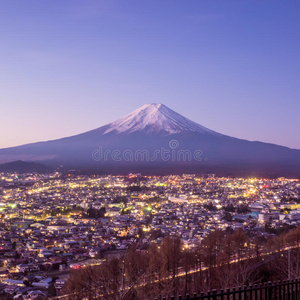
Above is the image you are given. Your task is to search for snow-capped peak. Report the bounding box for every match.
[102,103,219,136]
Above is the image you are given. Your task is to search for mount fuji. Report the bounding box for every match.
[0,103,300,176]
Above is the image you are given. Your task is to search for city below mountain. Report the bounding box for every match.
[1,103,300,177]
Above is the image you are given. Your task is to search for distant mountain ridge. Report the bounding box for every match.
[0,160,50,173]
[0,103,299,177]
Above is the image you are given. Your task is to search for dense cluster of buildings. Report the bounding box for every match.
[0,172,299,298]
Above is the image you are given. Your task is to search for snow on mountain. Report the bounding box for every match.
[103,103,220,136]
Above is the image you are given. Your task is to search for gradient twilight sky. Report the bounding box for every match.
[0,1,299,149]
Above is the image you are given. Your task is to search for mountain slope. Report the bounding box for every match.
[0,103,299,176]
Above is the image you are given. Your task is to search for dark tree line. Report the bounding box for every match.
[62,225,300,300]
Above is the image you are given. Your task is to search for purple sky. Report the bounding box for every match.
[0,1,299,149]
